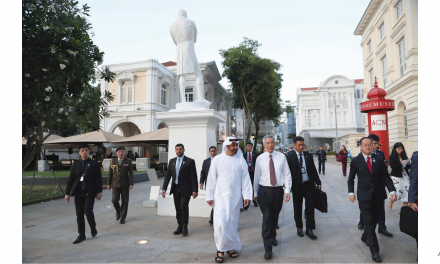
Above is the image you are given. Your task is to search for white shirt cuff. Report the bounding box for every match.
[349,193,355,196]
[389,191,396,195]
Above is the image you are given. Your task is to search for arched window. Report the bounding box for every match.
[403,106,408,138]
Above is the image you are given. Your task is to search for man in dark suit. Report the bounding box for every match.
[161,143,198,236]
[315,145,327,175]
[286,136,321,240]
[244,142,259,207]
[107,146,134,224]
[409,152,418,211]
[358,134,393,238]
[65,144,103,244]
[199,146,217,224]
[348,137,397,262]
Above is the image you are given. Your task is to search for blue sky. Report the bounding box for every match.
[78,0,370,102]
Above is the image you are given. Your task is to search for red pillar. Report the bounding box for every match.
[360,77,395,159]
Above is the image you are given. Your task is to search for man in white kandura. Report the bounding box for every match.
[206,137,253,263]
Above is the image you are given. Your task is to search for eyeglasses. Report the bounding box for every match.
[362,144,373,148]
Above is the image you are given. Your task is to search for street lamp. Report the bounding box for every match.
[314,91,339,152]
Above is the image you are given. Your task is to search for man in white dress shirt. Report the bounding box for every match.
[254,135,292,259]
[206,137,253,261]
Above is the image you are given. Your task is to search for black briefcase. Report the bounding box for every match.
[399,206,418,239]
[314,189,328,213]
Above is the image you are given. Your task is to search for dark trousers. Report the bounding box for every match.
[112,187,130,221]
[318,159,325,174]
[358,197,384,254]
[210,208,213,221]
[258,185,284,251]
[74,194,96,237]
[249,171,258,205]
[173,185,191,227]
[360,204,387,230]
[293,182,315,230]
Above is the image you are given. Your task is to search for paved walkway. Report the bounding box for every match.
[22,161,417,263]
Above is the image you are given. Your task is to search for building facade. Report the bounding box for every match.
[296,75,365,151]
[287,108,297,145]
[354,0,418,154]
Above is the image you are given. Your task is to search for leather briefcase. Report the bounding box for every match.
[314,189,328,213]
[399,206,418,239]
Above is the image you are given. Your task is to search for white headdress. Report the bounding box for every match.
[222,136,243,157]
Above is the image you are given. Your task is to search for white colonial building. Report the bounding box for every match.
[296,75,365,152]
[354,0,418,154]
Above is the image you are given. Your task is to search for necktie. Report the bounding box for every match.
[299,153,303,170]
[248,153,252,171]
[118,159,122,166]
[269,154,276,186]
[175,158,181,184]
[367,157,372,173]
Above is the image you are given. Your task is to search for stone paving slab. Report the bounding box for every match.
[22,161,417,263]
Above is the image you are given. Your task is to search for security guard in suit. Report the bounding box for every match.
[315,145,327,175]
[107,146,134,224]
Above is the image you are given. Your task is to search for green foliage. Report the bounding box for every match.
[287,133,296,139]
[22,0,115,170]
[326,151,337,155]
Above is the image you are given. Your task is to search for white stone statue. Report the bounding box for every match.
[170,9,207,103]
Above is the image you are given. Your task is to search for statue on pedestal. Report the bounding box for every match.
[170,9,207,103]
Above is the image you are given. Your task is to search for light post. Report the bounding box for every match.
[314,91,339,152]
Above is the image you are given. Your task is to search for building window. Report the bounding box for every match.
[398,38,406,76]
[356,140,360,147]
[369,69,374,88]
[397,0,404,19]
[380,23,385,39]
[356,90,360,98]
[160,84,167,106]
[382,56,387,87]
[367,41,372,54]
[185,88,193,102]
[122,86,132,104]
[404,106,408,138]
[261,120,266,126]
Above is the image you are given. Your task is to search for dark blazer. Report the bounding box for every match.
[66,158,102,197]
[199,157,212,186]
[243,151,259,171]
[286,151,321,192]
[408,153,418,203]
[348,153,395,201]
[107,158,134,188]
[162,156,198,197]
[389,154,410,177]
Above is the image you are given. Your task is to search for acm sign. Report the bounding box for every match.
[370,114,387,131]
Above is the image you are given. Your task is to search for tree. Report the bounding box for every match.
[220,38,284,143]
[287,133,297,140]
[22,0,115,170]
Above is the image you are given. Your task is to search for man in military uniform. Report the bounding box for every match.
[107,146,134,224]
[315,145,327,175]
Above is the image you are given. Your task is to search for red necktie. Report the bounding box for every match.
[367,157,372,173]
[248,153,252,171]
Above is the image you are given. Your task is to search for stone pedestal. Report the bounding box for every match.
[136,158,150,171]
[155,107,224,217]
[102,159,113,171]
[38,160,49,172]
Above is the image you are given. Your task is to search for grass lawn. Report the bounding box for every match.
[22,184,108,204]
[22,170,147,178]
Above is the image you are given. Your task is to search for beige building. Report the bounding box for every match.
[354,0,418,154]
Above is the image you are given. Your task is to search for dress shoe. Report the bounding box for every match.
[272,238,278,246]
[264,250,272,259]
[115,214,120,221]
[240,208,244,212]
[276,224,279,229]
[120,219,126,224]
[378,229,393,237]
[323,173,325,175]
[73,235,86,244]
[306,229,317,240]
[361,236,369,246]
[182,226,188,236]
[173,226,182,235]
[319,171,321,174]
[372,253,382,262]
[254,203,258,207]
[358,221,364,230]
[91,227,98,237]
[297,228,304,237]
[209,219,213,225]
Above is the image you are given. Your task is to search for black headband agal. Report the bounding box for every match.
[229,138,242,142]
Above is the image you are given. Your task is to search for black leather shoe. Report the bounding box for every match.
[115,214,120,221]
[240,208,244,212]
[91,228,97,237]
[306,229,317,240]
[182,226,188,236]
[264,250,273,259]
[319,171,321,174]
[209,219,213,225]
[361,237,369,246]
[276,224,280,229]
[323,173,325,175]
[120,219,125,224]
[378,229,393,237]
[372,253,382,262]
[73,236,86,244]
[272,238,278,246]
[358,221,364,230]
[254,203,258,207]
[173,226,182,235]
[297,228,304,237]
